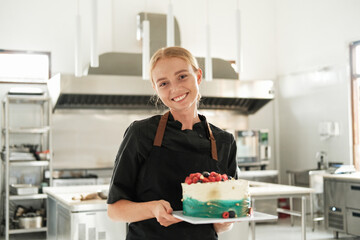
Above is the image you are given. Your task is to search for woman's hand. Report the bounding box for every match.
[213,222,234,234]
[108,199,182,224]
[152,200,183,227]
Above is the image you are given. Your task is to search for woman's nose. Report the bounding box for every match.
[169,80,181,92]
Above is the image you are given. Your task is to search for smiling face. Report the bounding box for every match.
[151,57,202,114]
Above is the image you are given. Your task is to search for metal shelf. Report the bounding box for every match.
[2,126,50,134]
[6,95,50,103]
[9,227,47,234]
[9,160,50,167]
[9,193,47,201]
[1,93,53,240]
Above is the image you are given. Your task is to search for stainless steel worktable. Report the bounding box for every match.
[44,183,312,240]
[249,181,315,240]
[43,185,126,240]
[44,185,109,212]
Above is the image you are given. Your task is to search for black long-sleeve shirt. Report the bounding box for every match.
[107,113,238,204]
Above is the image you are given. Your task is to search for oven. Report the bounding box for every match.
[235,129,271,169]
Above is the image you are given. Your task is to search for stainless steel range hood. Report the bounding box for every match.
[48,73,274,114]
[47,11,274,114]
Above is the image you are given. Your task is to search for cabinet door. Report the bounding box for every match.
[47,197,57,240]
[346,208,360,236]
[345,182,360,209]
[72,211,126,240]
[324,180,346,231]
[57,204,71,240]
[324,180,346,207]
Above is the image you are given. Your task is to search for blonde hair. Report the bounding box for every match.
[149,46,199,85]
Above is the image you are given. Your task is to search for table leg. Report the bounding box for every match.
[310,193,314,231]
[290,197,294,226]
[301,196,306,240]
[251,198,255,240]
[288,173,294,226]
[251,221,255,240]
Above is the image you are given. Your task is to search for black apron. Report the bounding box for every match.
[126,111,220,240]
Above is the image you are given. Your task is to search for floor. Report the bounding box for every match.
[252,217,360,240]
[1,217,359,240]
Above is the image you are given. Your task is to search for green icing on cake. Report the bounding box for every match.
[183,197,250,218]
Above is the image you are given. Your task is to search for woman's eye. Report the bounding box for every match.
[159,82,167,87]
[179,74,187,80]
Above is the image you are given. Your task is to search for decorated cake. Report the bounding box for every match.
[181,172,251,218]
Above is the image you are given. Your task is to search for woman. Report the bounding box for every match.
[107,46,238,239]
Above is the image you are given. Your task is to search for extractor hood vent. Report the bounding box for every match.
[53,93,271,114]
[56,94,156,110]
[200,97,271,114]
[48,74,274,114]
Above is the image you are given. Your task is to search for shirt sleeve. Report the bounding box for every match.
[227,134,239,179]
[107,122,143,204]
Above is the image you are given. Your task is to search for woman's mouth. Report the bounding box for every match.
[172,93,188,102]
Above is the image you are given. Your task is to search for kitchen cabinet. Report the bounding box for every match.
[0,93,53,240]
[324,173,360,238]
[44,185,126,240]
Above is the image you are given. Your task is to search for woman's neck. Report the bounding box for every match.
[170,108,200,130]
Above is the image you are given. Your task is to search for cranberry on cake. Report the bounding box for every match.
[181,171,251,218]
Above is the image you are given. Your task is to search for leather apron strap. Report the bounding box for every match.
[153,111,218,161]
[153,111,170,147]
[206,121,218,161]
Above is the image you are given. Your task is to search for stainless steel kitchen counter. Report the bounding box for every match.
[43,185,108,212]
[44,185,125,240]
[323,172,360,182]
[43,184,277,240]
[44,182,314,240]
[43,181,313,211]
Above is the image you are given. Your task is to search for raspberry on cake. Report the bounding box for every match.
[181,171,251,218]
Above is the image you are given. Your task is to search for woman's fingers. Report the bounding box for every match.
[158,213,182,226]
[161,200,173,214]
[153,200,182,227]
[213,222,234,233]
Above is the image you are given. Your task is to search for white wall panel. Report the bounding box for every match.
[274,0,359,182]
[277,66,352,182]
[275,0,360,75]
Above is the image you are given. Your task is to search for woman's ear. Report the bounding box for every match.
[197,68,203,85]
